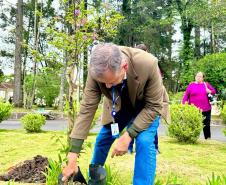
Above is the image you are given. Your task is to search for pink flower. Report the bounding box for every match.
[74,9,80,16]
[92,32,98,40]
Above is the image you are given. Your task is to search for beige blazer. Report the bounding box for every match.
[70,46,163,139]
[162,86,170,123]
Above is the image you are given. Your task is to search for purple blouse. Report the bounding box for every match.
[182,82,216,112]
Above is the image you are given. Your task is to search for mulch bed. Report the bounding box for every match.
[0,155,86,184]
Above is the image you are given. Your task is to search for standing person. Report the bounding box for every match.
[62,43,163,185]
[182,71,216,139]
[127,43,170,154]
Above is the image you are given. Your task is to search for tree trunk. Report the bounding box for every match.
[181,20,193,62]
[13,0,23,107]
[175,0,193,62]
[58,56,68,111]
[23,11,33,108]
[210,21,215,53]
[83,48,88,90]
[29,0,40,109]
[83,0,88,89]
[194,26,201,58]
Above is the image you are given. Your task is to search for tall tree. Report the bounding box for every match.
[13,0,23,107]
[175,0,194,62]
[194,25,201,58]
[0,69,4,83]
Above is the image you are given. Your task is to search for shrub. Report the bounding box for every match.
[223,128,226,137]
[220,105,226,125]
[0,102,12,123]
[168,104,203,143]
[20,113,46,132]
[169,92,184,104]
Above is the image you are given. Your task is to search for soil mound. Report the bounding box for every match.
[0,155,87,184]
[0,155,48,183]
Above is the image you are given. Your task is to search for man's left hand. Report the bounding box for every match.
[111,131,132,158]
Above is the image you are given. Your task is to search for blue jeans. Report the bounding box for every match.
[128,132,159,152]
[91,117,160,185]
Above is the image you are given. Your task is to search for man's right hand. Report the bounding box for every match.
[62,152,79,183]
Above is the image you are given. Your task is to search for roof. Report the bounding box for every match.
[0,82,14,90]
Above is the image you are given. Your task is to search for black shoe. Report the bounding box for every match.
[88,164,106,185]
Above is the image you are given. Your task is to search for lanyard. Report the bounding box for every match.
[111,80,126,121]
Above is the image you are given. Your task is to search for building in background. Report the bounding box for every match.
[0,82,13,102]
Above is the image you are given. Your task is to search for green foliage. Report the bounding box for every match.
[105,164,122,185]
[24,68,61,107]
[221,105,226,125]
[0,69,4,83]
[46,0,123,67]
[155,173,179,185]
[20,113,46,133]
[169,104,203,143]
[154,173,226,185]
[168,92,184,104]
[0,102,12,123]
[206,172,226,185]
[223,128,226,137]
[91,105,102,129]
[180,53,226,94]
[195,53,226,94]
[43,157,62,185]
[6,180,15,185]
[36,68,61,107]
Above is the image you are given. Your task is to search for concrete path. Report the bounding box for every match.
[0,120,68,131]
[1,119,226,142]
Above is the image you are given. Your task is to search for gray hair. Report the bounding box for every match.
[90,43,122,79]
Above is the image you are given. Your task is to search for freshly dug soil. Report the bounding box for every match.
[0,155,48,183]
[0,155,87,184]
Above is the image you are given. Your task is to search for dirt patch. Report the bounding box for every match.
[0,155,87,184]
[0,155,48,183]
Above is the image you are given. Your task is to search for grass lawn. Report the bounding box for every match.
[0,129,225,185]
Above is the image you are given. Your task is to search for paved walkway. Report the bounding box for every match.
[1,119,226,142]
[0,120,68,131]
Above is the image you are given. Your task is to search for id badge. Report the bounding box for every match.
[111,123,119,138]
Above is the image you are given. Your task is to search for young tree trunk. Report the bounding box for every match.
[83,0,88,89]
[58,56,68,111]
[29,0,40,109]
[83,48,88,89]
[13,0,23,107]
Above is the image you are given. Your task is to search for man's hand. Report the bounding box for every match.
[62,152,79,183]
[111,131,132,158]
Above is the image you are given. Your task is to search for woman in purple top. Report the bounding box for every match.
[182,71,216,139]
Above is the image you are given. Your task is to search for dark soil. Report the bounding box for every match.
[0,155,87,184]
[0,155,48,183]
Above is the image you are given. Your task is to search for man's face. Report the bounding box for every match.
[96,61,128,88]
